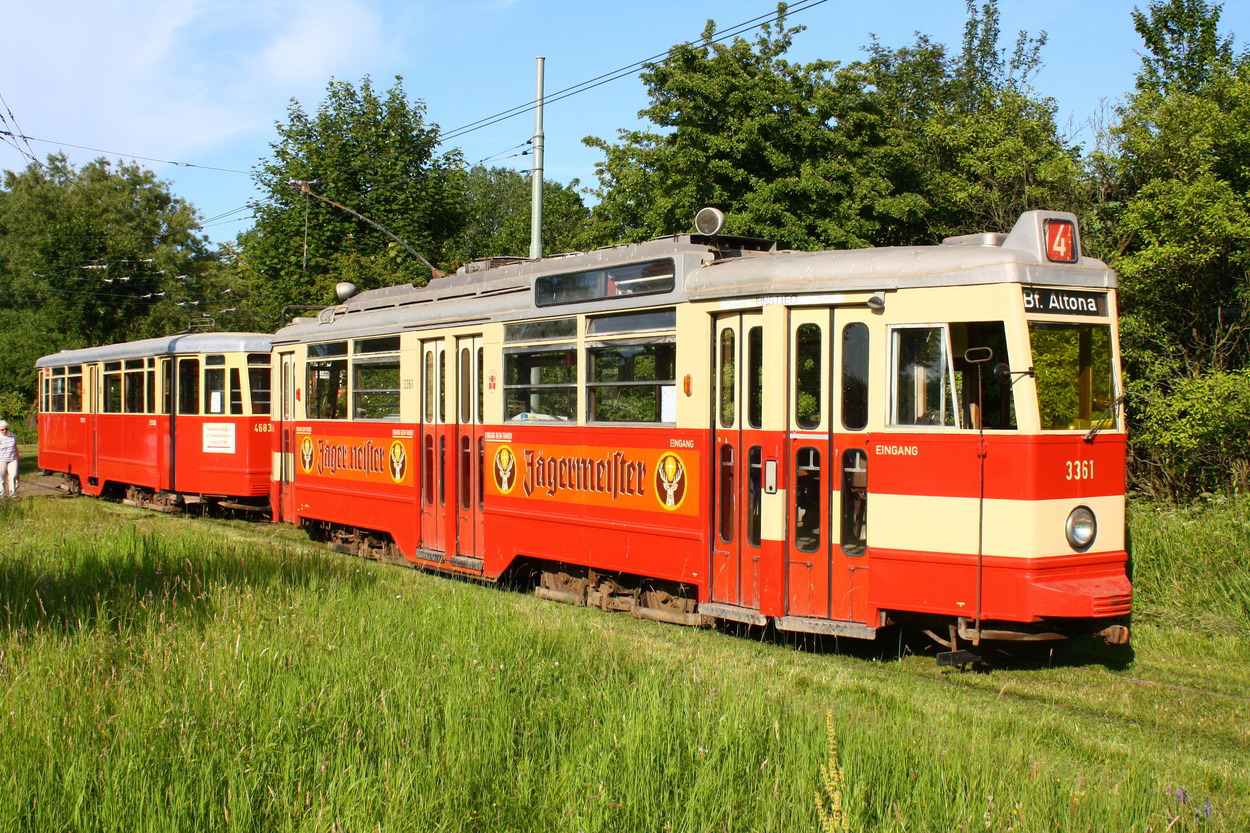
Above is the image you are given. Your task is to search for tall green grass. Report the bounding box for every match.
[0,496,1245,831]
[1128,495,1250,630]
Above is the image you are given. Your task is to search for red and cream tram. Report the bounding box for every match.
[270,210,1131,653]
[36,333,274,511]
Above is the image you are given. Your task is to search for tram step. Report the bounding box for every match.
[698,602,768,627]
[450,555,484,571]
[774,616,877,640]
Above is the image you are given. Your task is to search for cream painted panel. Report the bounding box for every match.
[871,493,1125,557]
[761,487,787,541]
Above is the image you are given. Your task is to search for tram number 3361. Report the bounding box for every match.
[1065,460,1095,480]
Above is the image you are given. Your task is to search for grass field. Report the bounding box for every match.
[0,472,1246,831]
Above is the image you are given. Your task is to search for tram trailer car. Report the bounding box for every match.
[36,333,275,512]
[270,210,1131,654]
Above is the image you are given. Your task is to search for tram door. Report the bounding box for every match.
[785,309,833,618]
[277,351,296,521]
[453,335,485,562]
[710,311,764,610]
[419,340,446,553]
[87,364,99,483]
[784,308,871,622]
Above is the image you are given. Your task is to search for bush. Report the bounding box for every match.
[1129,369,1250,500]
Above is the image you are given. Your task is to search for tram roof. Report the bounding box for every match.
[35,332,273,368]
[274,210,1116,344]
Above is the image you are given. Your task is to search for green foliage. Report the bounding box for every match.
[1088,0,1250,498]
[584,10,868,248]
[445,165,591,263]
[242,76,467,324]
[0,155,217,405]
[1132,0,1235,94]
[585,1,1081,249]
[1131,370,1250,496]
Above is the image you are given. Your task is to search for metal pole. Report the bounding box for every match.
[529,56,545,260]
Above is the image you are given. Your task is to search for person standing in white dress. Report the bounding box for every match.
[0,420,18,499]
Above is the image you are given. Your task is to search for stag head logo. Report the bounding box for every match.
[493,445,516,494]
[655,452,687,510]
[299,436,314,473]
[388,441,407,483]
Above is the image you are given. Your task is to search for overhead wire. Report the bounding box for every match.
[0,129,252,174]
[438,0,831,143]
[0,91,42,168]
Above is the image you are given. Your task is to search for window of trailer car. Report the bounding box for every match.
[307,342,348,420]
[586,308,677,424]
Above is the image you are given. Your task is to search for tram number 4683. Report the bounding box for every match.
[1065,460,1095,481]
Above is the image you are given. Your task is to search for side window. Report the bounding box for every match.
[719,327,735,428]
[146,362,156,414]
[504,348,576,421]
[307,342,348,420]
[353,337,401,421]
[178,359,199,415]
[841,323,870,431]
[951,322,1016,430]
[229,368,244,415]
[48,368,67,413]
[586,342,676,423]
[205,369,226,414]
[67,367,83,413]
[747,326,763,429]
[424,349,435,423]
[795,323,822,429]
[248,354,271,415]
[103,362,122,413]
[891,326,955,427]
[794,447,821,552]
[123,360,145,413]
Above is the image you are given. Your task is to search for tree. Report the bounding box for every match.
[0,154,212,411]
[830,1,1084,244]
[584,2,1081,249]
[445,166,591,264]
[584,9,870,249]
[1089,0,1250,497]
[242,76,466,324]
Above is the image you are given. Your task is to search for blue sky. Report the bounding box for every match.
[3,0,1247,247]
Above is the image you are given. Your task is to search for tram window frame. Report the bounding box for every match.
[47,367,67,413]
[123,359,145,414]
[1029,321,1116,431]
[352,339,401,422]
[889,325,958,428]
[102,361,123,414]
[178,358,200,415]
[67,366,83,412]
[307,341,348,421]
[794,322,823,429]
[747,326,763,429]
[585,309,677,425]
[950,321,1017,430]
[841,323,870,431]
[719,326,736,429]
[229,368,244,415]
[204,355,227,415]
[535,259,675,308]
[505,318,576,342]
[248,354,271,415]
[504,345,577,423]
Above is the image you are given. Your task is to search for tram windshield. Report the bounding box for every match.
[1028,323,1116,430]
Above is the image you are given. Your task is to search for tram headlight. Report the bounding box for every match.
[1065,506,1097,550]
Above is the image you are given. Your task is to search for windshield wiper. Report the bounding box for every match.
[1084,393,1126,443]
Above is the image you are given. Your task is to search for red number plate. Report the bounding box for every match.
[1045,220,1077,262]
